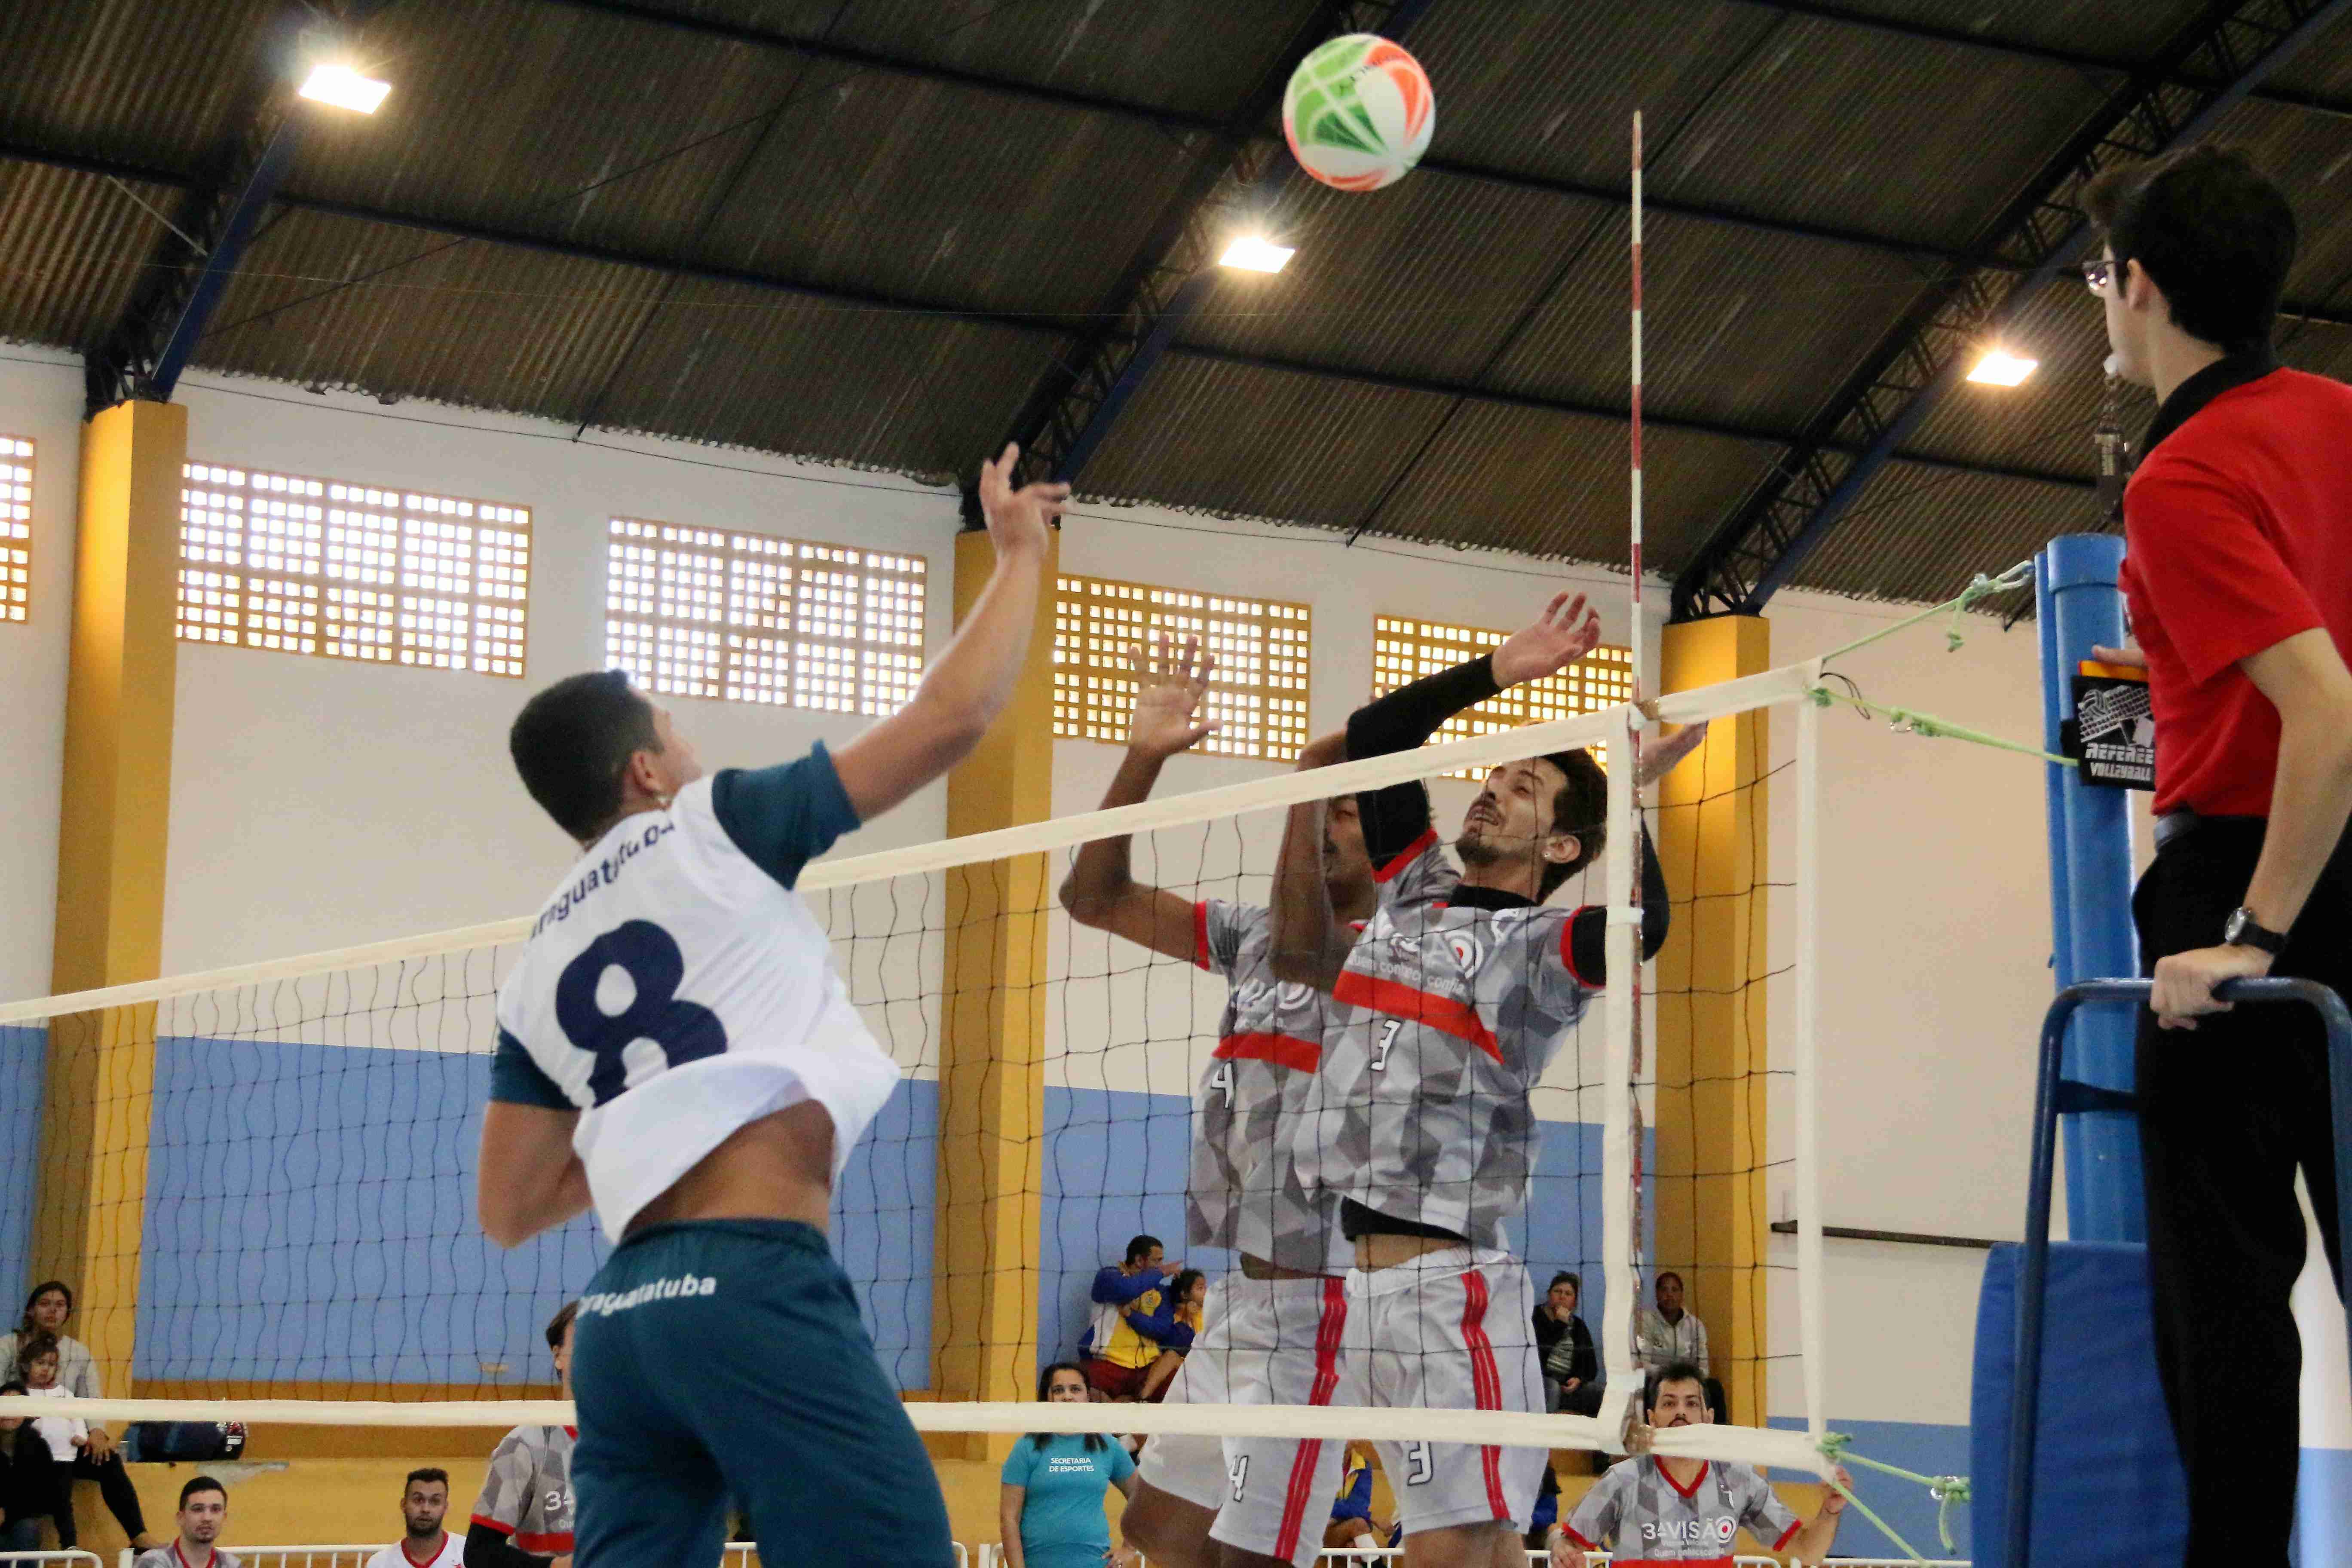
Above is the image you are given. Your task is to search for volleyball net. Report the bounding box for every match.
[0,658,1825,1475]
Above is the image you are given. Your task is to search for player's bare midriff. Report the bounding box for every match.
[623,1098,836,1237]
[1355,1232,1463,1271]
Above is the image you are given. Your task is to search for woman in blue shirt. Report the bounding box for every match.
[999,1362,1137,1568]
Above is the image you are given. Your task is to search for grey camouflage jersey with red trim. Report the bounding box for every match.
[1561,1456,1801,1565]
[1189,898,1352,1274]
[1292,833,1599,1248]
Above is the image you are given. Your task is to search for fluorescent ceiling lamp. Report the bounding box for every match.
[299,64,391,113]
[1219,236,1295,273]
[1967,349,2038,387]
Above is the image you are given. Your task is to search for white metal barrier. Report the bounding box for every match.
[0,1553,105,1568]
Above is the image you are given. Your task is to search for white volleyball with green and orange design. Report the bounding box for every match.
[1281,33,1435,192]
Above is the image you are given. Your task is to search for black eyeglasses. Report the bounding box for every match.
[2079,257,2121,294]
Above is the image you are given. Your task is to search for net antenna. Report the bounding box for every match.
[1595,107,1652,1449]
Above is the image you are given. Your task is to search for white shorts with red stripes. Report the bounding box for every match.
[1136,1272,1351,1568]
[1341,1246,1547,1537]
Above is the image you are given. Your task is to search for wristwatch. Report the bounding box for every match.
[2223,906,2289,956]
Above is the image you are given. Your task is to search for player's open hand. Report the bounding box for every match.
[1548,1525,1588,1568]
[1127,631,1220,760]
[1493,590,1602,687]
[977,442,1067,559]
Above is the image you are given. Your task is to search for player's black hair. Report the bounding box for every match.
[179,1475,229,1509]
[1539,749,1608,899]
[545,1299,580,1352]
[509,671,665,842]
[1123,1234,1163,1266]
[2081,145,2297,352]
[1646,1359,1709,1414]
[1030,1360,1106,1451]
[404,1467,451,1493]
[0,1380,24,1398]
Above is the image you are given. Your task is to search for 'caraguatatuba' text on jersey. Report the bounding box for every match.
[1560,1456,1800,1567]
[487,745,899,1240]
[1189,898,1354,1274]
[1294,652,1668,1246]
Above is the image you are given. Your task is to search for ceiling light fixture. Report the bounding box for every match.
[1218,236,1295,274]
[1966,349,2038,387]
[299,63,392,114]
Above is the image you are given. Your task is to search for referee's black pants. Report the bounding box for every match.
[2136,817,2352,1567]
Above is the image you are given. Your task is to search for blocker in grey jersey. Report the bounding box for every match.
[1560,1454,1801,1564]
[1189,898,1352,1274]
[1293,839,1599,1248]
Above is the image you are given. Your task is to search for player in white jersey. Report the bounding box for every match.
[1549,1363,1848,1568]
[1057,634,1378,1568]
[1270,593,1708,1568]
[365,1468,466,1568]
[477,446,1068,1568]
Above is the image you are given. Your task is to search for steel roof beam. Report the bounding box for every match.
[1669,0,2352,622]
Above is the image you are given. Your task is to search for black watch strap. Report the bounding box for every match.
[2225,906,2289,956]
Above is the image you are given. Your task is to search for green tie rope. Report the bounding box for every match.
[1817,1431,1973,1560]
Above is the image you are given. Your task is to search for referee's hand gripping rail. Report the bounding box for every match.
[2003,977,2352,1568]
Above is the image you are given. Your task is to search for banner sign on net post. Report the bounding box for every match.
[2064,660,2153,790]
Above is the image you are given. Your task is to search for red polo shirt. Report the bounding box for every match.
[2117,361,2352,817]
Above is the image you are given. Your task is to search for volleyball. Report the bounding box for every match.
[1281,33,1435,192]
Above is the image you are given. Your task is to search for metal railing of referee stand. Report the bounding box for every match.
[2005,976,2352,1568]
[0,1553,104,1568]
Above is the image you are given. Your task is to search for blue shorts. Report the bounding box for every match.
[570,1219,953,1566]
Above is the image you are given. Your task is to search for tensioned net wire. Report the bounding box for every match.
[0,668,1822,1474]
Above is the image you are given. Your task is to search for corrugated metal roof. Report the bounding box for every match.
[0,161,179,353]
[1,0,2349,611]
[1177,171,1613,386]
[1653,17,2106,252]
[631,0,1327,119]
[2257,6,2352,98]
[1362,399,1782,566]
[1487,208,1935,433]
[0,0,270,169]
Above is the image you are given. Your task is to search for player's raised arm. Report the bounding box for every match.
[1268,732,1357,990]
[830,444,1067,822]
[1056,632,1220,962]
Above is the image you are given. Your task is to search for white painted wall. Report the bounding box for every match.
[0,346,2103,1442]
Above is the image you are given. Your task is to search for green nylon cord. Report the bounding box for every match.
[1813,557,2035,669]
[1806,683,2077,768]
[1817,1431,1972,1560]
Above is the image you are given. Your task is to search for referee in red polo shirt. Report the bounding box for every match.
[2087,145,2352,1565]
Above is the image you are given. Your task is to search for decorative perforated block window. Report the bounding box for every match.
[1372,616,1634,778]
[1053,574,1311,762]
[602,519,927,715]
[176,463,531,676]
[0,437,28,623]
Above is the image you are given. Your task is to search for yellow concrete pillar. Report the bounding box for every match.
[35,399,187,1397]
[1651,614,1770,1427]
[930,527,1057,1461]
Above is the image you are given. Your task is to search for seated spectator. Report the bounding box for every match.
[1082,1235,1176,1402]
[469,1302,577,1568]
[131,1476,239,1568]
[1132,1268,1204,1403]
[15,1331,153,1552]
[0,1280,157,1551]
[1633,1270,1727,1424]
[999,1363,1138,1568]
[1323,1440,1396,1561]
[1,1381,53,1554]
[365,1468,463,1568]
[1534,1271,1602,1418]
